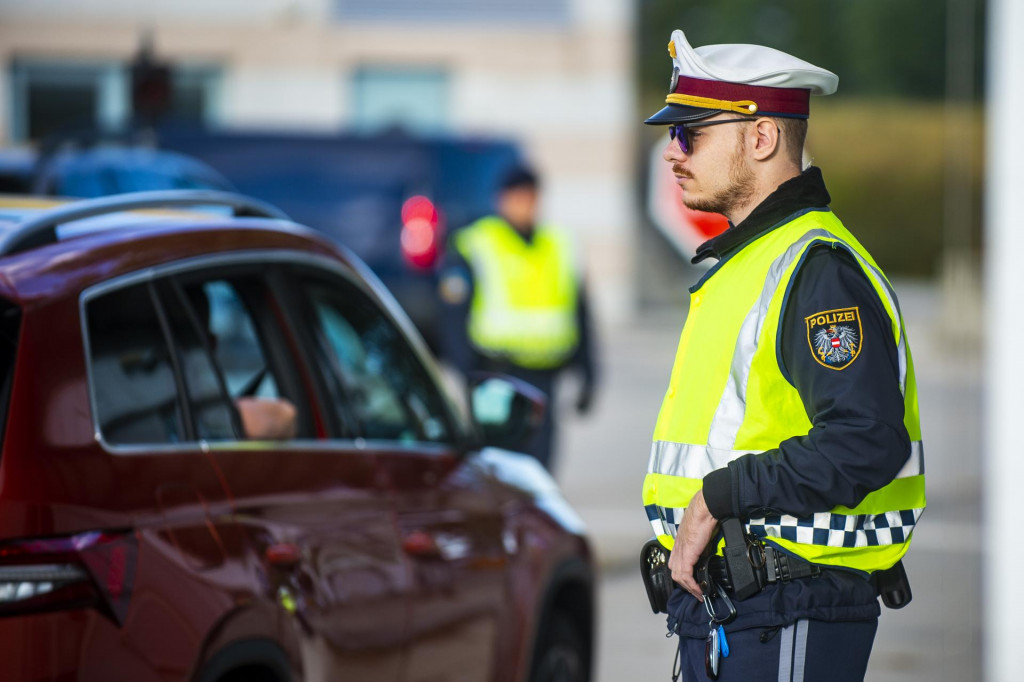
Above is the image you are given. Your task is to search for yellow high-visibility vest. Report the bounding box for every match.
[454,216,579,369]
[642,209,925,574]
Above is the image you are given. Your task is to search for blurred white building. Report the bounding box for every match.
[0,0,638,320]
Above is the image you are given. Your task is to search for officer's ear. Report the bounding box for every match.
[750,118,781,161]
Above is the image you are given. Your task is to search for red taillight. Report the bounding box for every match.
[0,530,137,625]
[400,195,443,270]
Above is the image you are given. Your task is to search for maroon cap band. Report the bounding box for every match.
[674,76,810,117]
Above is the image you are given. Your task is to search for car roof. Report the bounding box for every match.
[0,192,350,302]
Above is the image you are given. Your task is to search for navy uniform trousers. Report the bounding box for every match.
[675,618,877,682]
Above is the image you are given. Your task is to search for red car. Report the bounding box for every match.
[0,191,594,682]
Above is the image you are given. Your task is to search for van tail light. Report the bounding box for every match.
[400,195,444,270]
[0,530,137,625]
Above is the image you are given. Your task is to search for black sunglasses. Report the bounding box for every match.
[668,118,755,155]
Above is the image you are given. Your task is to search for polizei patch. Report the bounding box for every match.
[806,307,862,370]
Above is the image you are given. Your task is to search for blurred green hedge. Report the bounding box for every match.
[806,99,983,277]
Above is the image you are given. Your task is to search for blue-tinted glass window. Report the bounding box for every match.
[351,67,449,134]
[301,275,452,444]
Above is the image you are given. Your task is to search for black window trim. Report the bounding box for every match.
[146,278,197,442]
[162,275,247,440]
[79,248,472,456]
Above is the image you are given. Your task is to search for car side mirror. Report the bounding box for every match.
[468,373,546,452]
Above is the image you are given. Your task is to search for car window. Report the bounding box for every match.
[165,275,304,442]
[86,283,187,445]
[301,275,451,444]
[59,168,114,197]
[86,273,308,446]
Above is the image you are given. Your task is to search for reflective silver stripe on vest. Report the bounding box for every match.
[649,439,924,480]
[896,439,925,478]
[841,248,909,394]
[648,440,743,479]
[707,230,832,447]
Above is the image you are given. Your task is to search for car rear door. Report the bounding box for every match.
[79,278,254,678]
[150,261,407,682]
[287,264,513,682]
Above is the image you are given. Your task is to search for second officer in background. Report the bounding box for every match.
[438,164,597,472]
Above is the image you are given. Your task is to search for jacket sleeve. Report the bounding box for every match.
[569,281,598,389]
[437,238,476,377]
[702,245,912,520]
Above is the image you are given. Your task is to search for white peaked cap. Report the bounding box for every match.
[646,29,839,124]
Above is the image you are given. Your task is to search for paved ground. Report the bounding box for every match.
[552,280,981,682]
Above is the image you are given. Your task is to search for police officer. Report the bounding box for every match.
[439,165,597,471]
[641,30,925,680]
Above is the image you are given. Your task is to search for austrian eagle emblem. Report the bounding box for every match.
[806,307,862,370]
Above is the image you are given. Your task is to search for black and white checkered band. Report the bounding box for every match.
[646,504,686,540]
[747,509,923,548]
[645,505,923,548]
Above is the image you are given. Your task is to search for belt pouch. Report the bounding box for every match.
[640,538,673,614]
[875,559,913,609]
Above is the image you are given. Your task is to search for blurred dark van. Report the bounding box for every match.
[157,127,524,351]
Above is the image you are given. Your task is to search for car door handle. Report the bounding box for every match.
[265,543,302,567]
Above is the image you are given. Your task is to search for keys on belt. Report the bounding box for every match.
[700,569,735,680]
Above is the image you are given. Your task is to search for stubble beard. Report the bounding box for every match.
[681,139,757,216]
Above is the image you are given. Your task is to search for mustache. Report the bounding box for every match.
[671,164,693,179]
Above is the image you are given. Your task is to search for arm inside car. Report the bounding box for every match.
[236,396,297,440]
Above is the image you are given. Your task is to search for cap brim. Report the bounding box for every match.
[644,104,722,125]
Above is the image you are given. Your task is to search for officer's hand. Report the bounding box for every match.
[668,490,718,600]
[575,384,594,415]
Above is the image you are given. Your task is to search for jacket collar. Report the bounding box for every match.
[691,166,831,264]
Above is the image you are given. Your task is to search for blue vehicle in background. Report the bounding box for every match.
[33,145,237,196]
[157,127,524,351]
[0,144,236,197]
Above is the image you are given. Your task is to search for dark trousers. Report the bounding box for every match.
[675,618,878,682]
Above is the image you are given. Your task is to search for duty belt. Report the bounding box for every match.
[697,518,821,601]
[705,544,821,593]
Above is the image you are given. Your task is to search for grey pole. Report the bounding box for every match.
[985,0,1024,678]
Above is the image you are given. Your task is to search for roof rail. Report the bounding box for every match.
[0,189,291,257]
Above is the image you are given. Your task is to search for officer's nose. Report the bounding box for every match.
[663,138,683,162]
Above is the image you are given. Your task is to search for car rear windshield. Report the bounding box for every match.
[0,298,21,453]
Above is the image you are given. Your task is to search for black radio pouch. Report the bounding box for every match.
[640,538,673,614]
[875,559,912,609]
[720,518,763,600]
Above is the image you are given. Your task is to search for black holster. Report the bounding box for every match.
[875,560,913,609]
[719,518,763,600]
